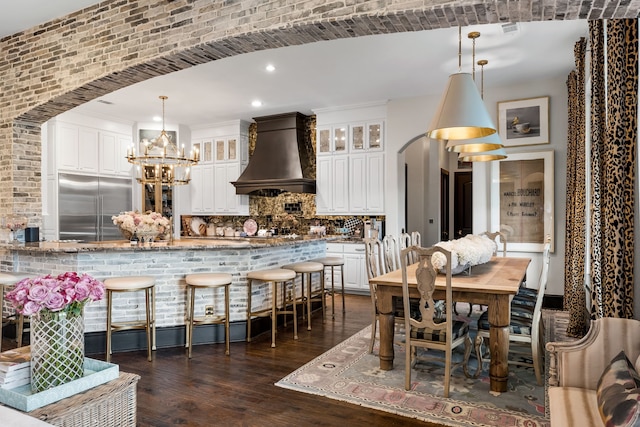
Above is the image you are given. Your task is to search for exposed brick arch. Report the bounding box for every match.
[1,0,638,219]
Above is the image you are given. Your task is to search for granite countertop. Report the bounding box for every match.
[327,237,364,244]
[0,235,338,253]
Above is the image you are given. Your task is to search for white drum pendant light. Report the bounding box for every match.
[426,28,496,141]
[458,145,507,162]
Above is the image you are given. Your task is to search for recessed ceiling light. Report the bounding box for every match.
[152,116,162,122]
[251,100,263,107]
[265,64,275,72]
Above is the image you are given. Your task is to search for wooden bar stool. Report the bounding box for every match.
[312,257,345,319]
[185,273,232,358]
[0,272,31,349]
[282,261,325,331]
[104,276,156,362]
[246,268,297,348]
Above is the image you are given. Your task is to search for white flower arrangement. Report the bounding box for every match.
[111,211,170,239]
[431,234,497,271]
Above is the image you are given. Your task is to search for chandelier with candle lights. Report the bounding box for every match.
[126,96,199,185]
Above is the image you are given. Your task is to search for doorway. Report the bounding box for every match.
[440,169,449,240]
[454,171,472,239]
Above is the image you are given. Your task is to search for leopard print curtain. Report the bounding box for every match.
[565,38,588,337]
[566,20,637,335]
[589,21,606,320]
[593,19,637,319]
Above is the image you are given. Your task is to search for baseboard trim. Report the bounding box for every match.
[85,322,247,356]
[543,294,563,310]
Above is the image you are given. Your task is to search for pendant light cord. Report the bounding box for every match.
[468,31,480,81]
[457,26,462,72]
[478,59,488,99]
[159,95,168,138]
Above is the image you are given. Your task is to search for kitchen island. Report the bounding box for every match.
[0,236,330,352]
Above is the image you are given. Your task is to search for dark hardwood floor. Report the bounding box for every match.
[94,294,442,427]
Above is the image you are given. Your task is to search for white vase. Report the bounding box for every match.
[137,230,159,243]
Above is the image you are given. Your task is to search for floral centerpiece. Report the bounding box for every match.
[112,210,170,241]
[3,214,28,243]
[5,272,105,392]
[431,234,497,274]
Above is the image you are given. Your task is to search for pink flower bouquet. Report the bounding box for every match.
[6,272,105,392]
[6,272,105,317]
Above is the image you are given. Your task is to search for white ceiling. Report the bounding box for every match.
[2,3,588,127]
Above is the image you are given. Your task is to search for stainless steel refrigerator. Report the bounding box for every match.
[58,173,132,241]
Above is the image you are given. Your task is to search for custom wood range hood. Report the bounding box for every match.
[232,112,316,197]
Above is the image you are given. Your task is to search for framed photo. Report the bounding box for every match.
[490,150,554,252]
[139,129,178,154]
[498,96,549,147]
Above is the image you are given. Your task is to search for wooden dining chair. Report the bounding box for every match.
[482,231,507,256]
[367,238,423,354]
[483,230,536,302]
[382,234,401,272]
[400,232,420,264]
[400,233,411,249]
[364,237,398,353]
[401,245,472,397]
[473,236,551,385]
[410,231,421,246]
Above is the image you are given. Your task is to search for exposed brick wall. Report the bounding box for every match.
[1,0,639,220]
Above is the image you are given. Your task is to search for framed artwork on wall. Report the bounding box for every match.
[490,150,554,252]
[138,129,178,155]
[498,96,549,147]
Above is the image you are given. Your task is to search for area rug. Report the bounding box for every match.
[276,325,548,427]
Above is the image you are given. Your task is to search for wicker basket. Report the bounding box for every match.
[29,372,140,427]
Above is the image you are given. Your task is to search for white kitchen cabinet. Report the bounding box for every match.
[190,121,250,215]
[78,127,99,173]
[55,123,80,171]
[316,155,349,215]
[213,163,248,214]
[52,120,132,178]
[99,132,118,175]
[316,108,387,215]
[55,123,99,173]
[349,152,384,214]
[325,242,368,293]
[343,244,368,292]
[190,165,214,214]
[116,134,133,176]
[100,132,132,177]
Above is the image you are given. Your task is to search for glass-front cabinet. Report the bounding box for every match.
[192,140,213,163]
[216,138,237,161]
[317,125,349,155]
[350,122,383,151]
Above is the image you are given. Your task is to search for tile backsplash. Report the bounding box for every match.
[181,192,384,238]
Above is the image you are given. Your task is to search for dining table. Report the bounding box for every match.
[370,256,531,393]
